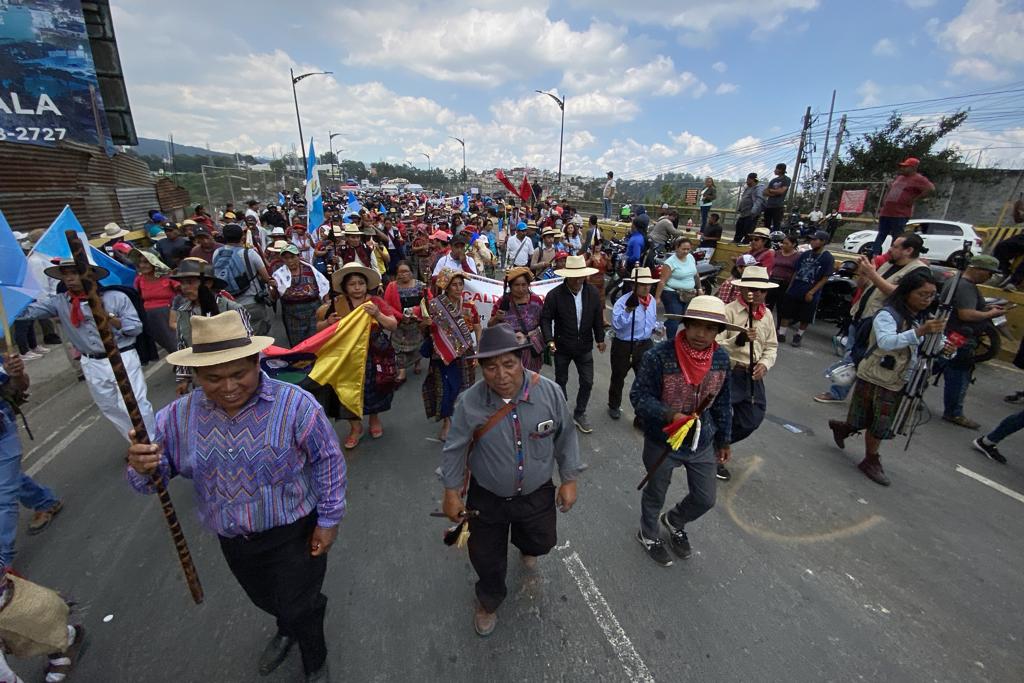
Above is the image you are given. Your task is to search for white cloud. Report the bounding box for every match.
[950,57,1012,81]
[872,38,898,57]
[727,136,761,152]
[942,125,1024,168]
[714,83,739,95]
[938,0,1024,81]
[856,80,882,106]
[712,61,727,73]
[670,131,718,156]
[564,55,707,98]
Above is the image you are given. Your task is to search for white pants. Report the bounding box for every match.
[80,349,156,442]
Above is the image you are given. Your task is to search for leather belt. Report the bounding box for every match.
[84,344,136,360]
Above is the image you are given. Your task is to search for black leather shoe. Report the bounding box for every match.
[306,662,331,682]
[258,633,293,675]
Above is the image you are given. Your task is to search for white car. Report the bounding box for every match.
[843,219,983,265]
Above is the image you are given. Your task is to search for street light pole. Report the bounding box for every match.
[290,68,334,169]
[535,90,565,185]
[421,152,431,172]
[329,131,345,181]
[448,136,465,182]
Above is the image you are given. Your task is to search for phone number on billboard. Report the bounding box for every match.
[0,127,68,142]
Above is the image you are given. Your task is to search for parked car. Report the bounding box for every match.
[843,219,983,265]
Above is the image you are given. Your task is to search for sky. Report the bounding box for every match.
[109,0,1024,180]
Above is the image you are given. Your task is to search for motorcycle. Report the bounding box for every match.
[606,244,722,305]
[815,259,859,325]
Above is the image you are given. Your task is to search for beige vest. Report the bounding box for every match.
[853,258,928,320]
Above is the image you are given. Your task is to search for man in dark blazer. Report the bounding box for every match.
[541,255,607,433]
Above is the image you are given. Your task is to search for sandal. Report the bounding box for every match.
[369,418,384,439]
[344,427,364,449]
[413,361,422,375]
[46,625,87,682]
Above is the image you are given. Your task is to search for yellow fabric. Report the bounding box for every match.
[666,418,695,451]
[309,307,372,416]
[0,575,70,657]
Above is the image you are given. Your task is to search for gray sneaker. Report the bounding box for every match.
[573,414,593,433]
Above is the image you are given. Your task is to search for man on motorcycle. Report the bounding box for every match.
[649,210,684,251]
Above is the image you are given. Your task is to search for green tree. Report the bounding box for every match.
[834,110,968,211]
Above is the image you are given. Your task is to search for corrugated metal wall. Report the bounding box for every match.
[0,141,187,235]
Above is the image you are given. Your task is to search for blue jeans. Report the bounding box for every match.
[700,205,711,229]
[639,437,716,540]
[603,198,611,219]
[941,346,974,418]
[871,216,908,256]
[0,417,59,569]
[988,410,1024,443]
[660,290,688,340]
[825,323,856,400]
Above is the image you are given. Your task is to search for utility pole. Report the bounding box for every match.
[819,114,847,213]
[449,136,466,182]
[290,68,333,169]
[788,106,812,206]
[814,90,836,210]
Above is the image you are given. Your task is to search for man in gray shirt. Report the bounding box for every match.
[440,324,581,637]
[649,210,683,250]
[212,223,273,336]
[762,163,791,231]
[19,258,155,440]
[732,172,764,244]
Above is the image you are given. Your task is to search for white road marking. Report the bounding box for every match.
[25,415,101,477]
[956,465,1024,505]
[144,358,167,378]
[561,551,655,683]
[22,404,93,461]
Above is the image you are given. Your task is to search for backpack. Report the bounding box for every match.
[213,246,251,296]
[851,306,905,368]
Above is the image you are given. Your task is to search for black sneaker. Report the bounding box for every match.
[1004,390,1024,405]
[659,512,692,559]
[777,332,786,343]
[716,464,731,481]
[635,530,673,567]
[608,406,622,420]
[973,437,1007,464]
[791,334,803,348]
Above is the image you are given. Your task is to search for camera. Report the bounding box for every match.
[880,355,897,370]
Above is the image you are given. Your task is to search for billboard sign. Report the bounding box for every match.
[0,0,114,152]
[838,189,868,214]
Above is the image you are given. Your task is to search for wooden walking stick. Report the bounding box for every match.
[745,290,756,404]
[65,231,204,604]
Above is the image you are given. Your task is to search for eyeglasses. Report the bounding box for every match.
[913,291,937,300]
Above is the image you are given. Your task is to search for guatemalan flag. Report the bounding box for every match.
[305,138,325,230]
[27,206,136,295]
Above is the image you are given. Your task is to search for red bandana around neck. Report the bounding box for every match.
[674,333,716,386]
[740,296,767,321]
[67,292,89,327]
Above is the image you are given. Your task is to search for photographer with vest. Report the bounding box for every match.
[827,272,950,486]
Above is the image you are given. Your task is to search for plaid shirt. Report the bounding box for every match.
[127,374,346,537]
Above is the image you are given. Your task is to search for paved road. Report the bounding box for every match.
[10,318,1024,682]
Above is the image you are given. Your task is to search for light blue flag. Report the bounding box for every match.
[28,206,136,294]
[278,191,287,206]
[0,209,43,327]
[462,191,469,215]
[379,203,387,214]
[306,139,325,229]
[346,191,362,217]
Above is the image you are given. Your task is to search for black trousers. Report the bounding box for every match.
[732,215,756,243]
[608,337,652,409]
[729,367,767,444]
[762,206,784,230]
[467,479,557,613]
[554,349,594,417]
[219,513,328,674]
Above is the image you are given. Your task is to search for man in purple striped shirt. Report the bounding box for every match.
[127,311,345,683]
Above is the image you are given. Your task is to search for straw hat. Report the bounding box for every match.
[541,227,560,238]
[626,266,660,285]
[331,261,381,292]
[554,254,598,278]
[468,323,531,360]
[101,222,128,239]
[128,248,170,275]
[267,239,289,253]
[342,225,363,236]
[166,310,274,368]
[669,295,744,331]
[170,257,227,290]
[43,257,109,281]
[734,265,778,289]
[750,227,771,240]
[504,266,533,283]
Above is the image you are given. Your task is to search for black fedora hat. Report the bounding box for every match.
[469,323,531,360]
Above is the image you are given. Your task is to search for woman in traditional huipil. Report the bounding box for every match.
[420,268,480,441]
[488,267,544,372]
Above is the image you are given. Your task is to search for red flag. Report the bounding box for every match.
[495,169,519,198]
[519,173,532,202]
